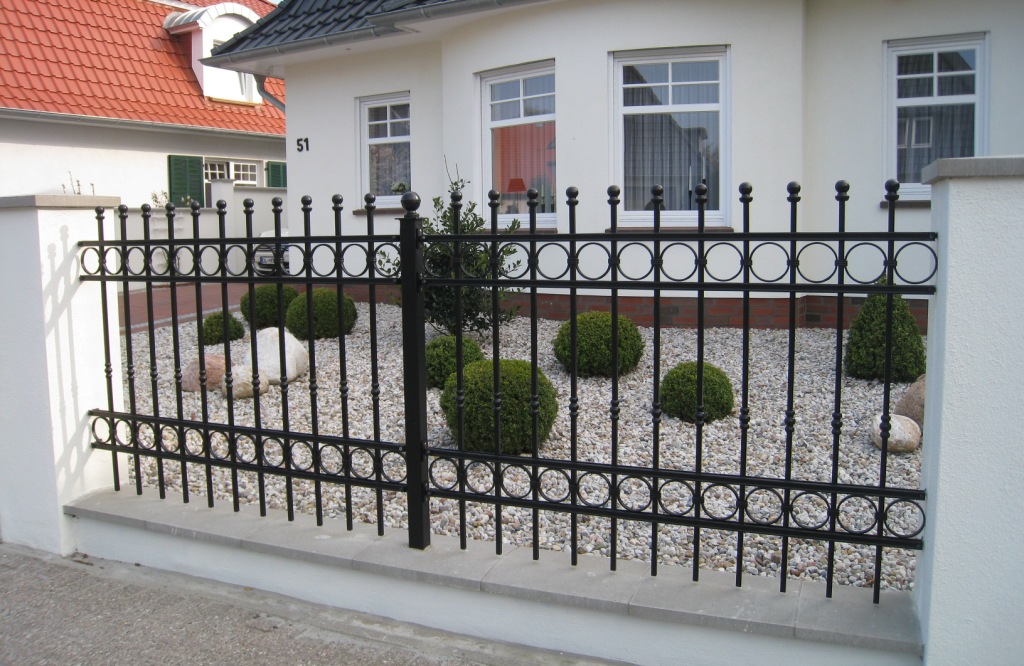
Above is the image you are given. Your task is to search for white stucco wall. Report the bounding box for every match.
[0,116,285,208]
[802,0,1024,236]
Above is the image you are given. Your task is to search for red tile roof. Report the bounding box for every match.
[0,0,286,135]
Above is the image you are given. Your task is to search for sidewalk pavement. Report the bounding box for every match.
[0,543,616,666]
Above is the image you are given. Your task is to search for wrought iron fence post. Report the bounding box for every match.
[400,192,430,549]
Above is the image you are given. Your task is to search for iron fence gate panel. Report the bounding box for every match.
[79,180,935,604]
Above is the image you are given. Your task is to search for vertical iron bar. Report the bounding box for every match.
[736,182,753,587]
[333,195,353,530]
[190,201,207,510]
[165,203,189,503]
[528,189,541,560]
[828,181,851,598]
[365,196,385,534]
[780,181,802,593]
[490,189,504,555]
[692,183,708,583]
[141,204,166,498]
[451,191,468,550]
[243,198,267,516]
[874,179,901,604]
[217,201,237,511]
[400,192,430,550]
[95,206,120,490]
[566,187,580,567]
[118,205,142,494]
[608,185,621,572]
[270,197,294,521]
[650,185,664,577]
[301,196,324,526]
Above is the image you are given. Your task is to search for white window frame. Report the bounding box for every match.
[480,62,557,230]
[613,46,729,227]
[360,93,412,208]
[204,158,259,186]
[885,33,988,200]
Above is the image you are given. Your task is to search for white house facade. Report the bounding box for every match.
[208,0,1023,247]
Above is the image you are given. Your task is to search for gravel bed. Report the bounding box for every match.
[118,301,921,592]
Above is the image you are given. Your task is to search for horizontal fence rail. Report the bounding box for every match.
[79,181,935,604]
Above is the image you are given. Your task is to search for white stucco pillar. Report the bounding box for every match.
[917,157,1024,664]
[0,195,125,554]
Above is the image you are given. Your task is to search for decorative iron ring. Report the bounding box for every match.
[795,241,840,284]
[843,242,887,285]
[575,242,613,281]
[883,498,926,539]
[428,457,459,491]
[617,475,653,512]
[700,483,739,521]
[538,468,572,503]
[381,450,408,484]
[464,460,495,495]
[658,242,698,282]
[836,494,879,534]
[894,242,939,285]
[577,472,612,508]
[790,491,831,530]
[657,479,696,516]
[500,464,534,500]
[748,242,790,283]
[535,243,572,281]
[615,242,656,281]
[744,487,785,525]
[704,242,744,282]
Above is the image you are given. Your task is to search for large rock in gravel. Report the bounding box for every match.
[181,354,226,392]
[870,413,921,453]
[221,365,269,399]
[894,374,925,429]
[255,328,309,385]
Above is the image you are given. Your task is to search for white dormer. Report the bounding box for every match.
[165,3,261,104]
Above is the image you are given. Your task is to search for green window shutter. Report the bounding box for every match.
[267,161,287,188]
[168,155,205,207]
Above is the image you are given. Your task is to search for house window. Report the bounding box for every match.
[615,48,727,225]
[481,63,556,227]
[888,34,987,197]
[361,94,411,205]
[203,159,259,186]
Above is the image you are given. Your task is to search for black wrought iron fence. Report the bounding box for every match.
[79,180,936,604]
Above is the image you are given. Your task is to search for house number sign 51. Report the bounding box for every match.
[296,138,310,152]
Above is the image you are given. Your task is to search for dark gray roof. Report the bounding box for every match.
[212,0,462,59]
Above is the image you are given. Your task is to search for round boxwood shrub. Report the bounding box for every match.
[844,283,926,382]
[661,361,734,424]
[440,359,558,454]
[202,312,244,346]
[285,288,357,340]
[239,284,299,329]
[425,335,485,388]
[553,311,644,377]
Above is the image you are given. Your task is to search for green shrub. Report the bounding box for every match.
[202,312,244,346]
[379,178,521,335]
[844,283,926,382]
[239,284,299,329]
[661,361,735,423]
[552,311,644,377]
[440,359,558,454]
[425,335,485,388]
[285,288,357,340]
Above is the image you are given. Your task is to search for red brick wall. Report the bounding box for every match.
[342,287,930,334]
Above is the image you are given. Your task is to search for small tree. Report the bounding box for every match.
[844,280,926,382]
[382,178,522,335]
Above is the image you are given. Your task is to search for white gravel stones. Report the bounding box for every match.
[121,301,921,592]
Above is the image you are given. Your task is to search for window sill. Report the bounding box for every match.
[879,200,930,209]
[605,226,734,234]
[353,207,406,217]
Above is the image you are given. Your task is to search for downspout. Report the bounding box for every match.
[255,75,285,113]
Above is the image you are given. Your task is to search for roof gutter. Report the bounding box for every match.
[204,0,552,72]
[0,107,285,142]
[254,75,286,113]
